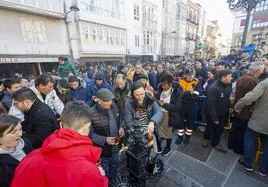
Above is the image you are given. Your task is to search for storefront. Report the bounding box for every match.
[0,57,59,79]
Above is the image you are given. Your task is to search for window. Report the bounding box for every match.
[110,29,114,45]
[21,19,47,45]
[235,35,243,46]
[116,30,120,45]
[121,31,125,45]
[134,5,140,20]
[135,35,139,47]
[255,0,268,11]
[90,25,97,43]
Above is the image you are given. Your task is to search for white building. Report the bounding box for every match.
[175,0,187,56]
[230,9,248,50]
[74,0,127,65]
[0,0,69,77]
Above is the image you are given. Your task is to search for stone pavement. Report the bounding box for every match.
[154,130,268,187]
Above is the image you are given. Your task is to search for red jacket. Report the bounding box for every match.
[11,129,108,187]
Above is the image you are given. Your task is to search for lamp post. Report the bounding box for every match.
[64,3,80,62]
[227,0,265,49]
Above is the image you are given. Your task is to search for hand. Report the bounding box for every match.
[119,127,125,138]
[213,121,219,125]
[147,121,155,134]
[106,137,116,145]
[159,100,164,106]
[98,166,106,176]
[235,109,241,114]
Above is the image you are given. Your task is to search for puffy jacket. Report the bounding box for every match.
[88,103,120,157]
[11,129,108,187]
[57,61,78,78]
[206,81,232,122]
[70,86,92,106]
[30,85,64,115]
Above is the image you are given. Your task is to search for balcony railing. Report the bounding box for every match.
[142,20,158,30]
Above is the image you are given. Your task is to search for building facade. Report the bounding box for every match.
[0,0,69,78]
[231,0,268,54]
[185,0,200,56]
[204,20,220,59]
[74,0,126,66]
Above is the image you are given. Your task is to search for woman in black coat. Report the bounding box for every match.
[0,115,32,187]
[156,73,183,156]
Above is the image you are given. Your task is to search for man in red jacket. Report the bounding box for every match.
[11,101,108,187]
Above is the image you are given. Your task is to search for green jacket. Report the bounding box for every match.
[57,61,78,78]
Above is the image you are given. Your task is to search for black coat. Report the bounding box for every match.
[22,100,59,149]
[156,83,183,127]
[206,81,231,122]
[0,139,32,187]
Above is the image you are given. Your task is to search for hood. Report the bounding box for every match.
[41,129,102,163]
[0,138,24,155]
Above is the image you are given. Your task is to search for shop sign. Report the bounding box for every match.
[0,58,19,63]
[0,57,58,64]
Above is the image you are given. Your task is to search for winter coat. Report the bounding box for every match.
[57,60,78,78]
[124,95,163,130]
[206,81,232,122]
[88,80,112,106]
[156,83,183,127]
[11,129,108,187]
[103,70,116,85]
[148,71,158,90]
[22,100,59,149]
[70,86,92,106]
[234,79,268,135]
[30,85,64,115]
[179,78,200,104]
[0,139,32,187]
[88,103,120,157]
[233,73,258,120]
[113,79,132,127]
[0,90,12,110]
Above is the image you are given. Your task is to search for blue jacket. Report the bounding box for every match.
[89,80,112,96]
[70,86,92,106]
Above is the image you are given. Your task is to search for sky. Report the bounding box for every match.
[193,0,234,41]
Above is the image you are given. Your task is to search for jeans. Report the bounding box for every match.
[244,127,268,173]
[101,149,120,182]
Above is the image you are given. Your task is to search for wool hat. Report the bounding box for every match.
[95,88,115,101]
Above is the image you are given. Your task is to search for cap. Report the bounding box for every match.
[95,88,115,101]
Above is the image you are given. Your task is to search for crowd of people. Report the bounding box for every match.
[0,52,268,186]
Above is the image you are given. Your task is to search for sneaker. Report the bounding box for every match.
[244,166,253,172]
[258,171,266,177]
[237,159,245,166]
[213,145,227,153]
[161,147,171,157]
[175,136,183,145]
[202,139,209,148]
[155,147,162,154]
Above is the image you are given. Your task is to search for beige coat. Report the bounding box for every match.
[234,78,268,135]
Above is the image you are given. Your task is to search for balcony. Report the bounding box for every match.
[187,18,199,26]
[185,32,196,41]
[0,0,64,18]
[142,19,158,30]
